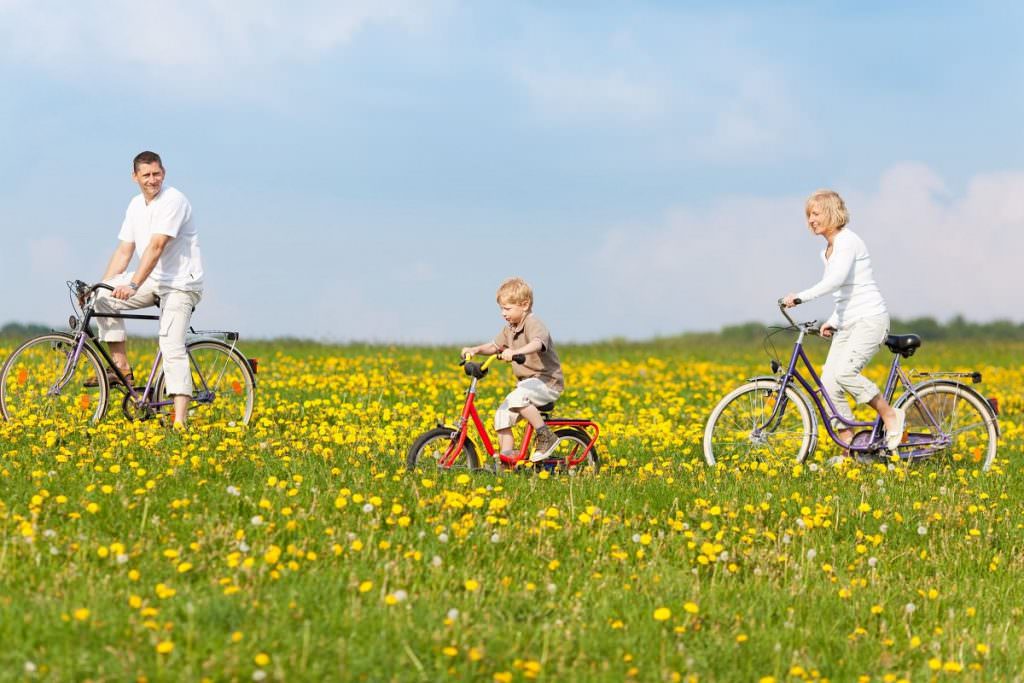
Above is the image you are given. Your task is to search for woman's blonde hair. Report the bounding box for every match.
[805,189,849,230]
[496,277,533,308]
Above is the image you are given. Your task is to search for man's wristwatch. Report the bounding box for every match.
[128,282,139,291]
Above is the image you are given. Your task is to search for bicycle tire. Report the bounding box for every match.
[407,426,480,472]
[894,381,999,470]
[550,427,600,475]
[703,379,816,466]
[153,339,255,427]
[0,333,108,426]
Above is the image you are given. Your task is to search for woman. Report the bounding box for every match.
[782,189,904,455]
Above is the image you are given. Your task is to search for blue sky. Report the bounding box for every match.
[1,1,1022,342]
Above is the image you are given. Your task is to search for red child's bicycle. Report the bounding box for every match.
[406,354,600,474]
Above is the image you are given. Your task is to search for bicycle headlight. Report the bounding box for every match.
[68,316,78,331]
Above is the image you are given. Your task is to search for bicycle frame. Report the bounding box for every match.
[61,285,243,415]
[768,307,951,455]
[440,355,599,469]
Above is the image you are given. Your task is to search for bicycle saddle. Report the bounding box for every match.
[536,402,556,414]
[885,334,922,358]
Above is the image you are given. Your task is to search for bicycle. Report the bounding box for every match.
[407,353,600,474]
[0,280,257,428]
[703,301,1000,469]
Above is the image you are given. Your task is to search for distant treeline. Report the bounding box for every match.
[718,315,1024,342]
[3,316,1024,343]
[0,322,52,337]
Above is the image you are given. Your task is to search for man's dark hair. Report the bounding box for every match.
[133,151,163,172]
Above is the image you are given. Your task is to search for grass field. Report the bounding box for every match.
[1,335,1021,682]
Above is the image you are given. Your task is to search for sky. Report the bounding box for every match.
[1,1,1022,343]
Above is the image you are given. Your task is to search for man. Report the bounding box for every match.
[89,151,204,428]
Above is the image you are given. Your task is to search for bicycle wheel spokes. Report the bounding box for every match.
[705,381,814,466]
[902,384,997,468]
[180,342,254,428]
[407,427,479,472]
[1,334,106,427]
[550,427,600,476]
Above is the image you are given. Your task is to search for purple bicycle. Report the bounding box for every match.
[0,280,256,428]
[703,302,999,469]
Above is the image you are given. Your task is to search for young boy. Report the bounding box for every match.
[460,277,564,463]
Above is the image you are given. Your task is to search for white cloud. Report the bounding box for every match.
[695,68,814,162]
[0,0,444,80]
[588,164,1024,336]
[514,48,813,162]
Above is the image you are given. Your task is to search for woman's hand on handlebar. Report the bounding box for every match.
[780,293,802,308]
[820,323,836,338]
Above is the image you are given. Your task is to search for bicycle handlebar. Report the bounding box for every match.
[73,280,114,299]
[461,353,526,365]
[460,353,526,378]
[777,299,822,335]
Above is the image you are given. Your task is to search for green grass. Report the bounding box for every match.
[0,338,1021,682]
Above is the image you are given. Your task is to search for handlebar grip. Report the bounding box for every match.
[512,354,525,364]
[89,283,115,294]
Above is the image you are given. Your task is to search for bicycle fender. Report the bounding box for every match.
[897,379,1000,437]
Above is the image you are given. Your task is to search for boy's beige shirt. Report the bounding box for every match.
[493,314,564,392]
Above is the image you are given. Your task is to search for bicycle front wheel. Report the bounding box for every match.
[154,340,255,428]
[407,427,480,472]
[0,333,108,427]
[703,379,816,466]
[896,382,998,470]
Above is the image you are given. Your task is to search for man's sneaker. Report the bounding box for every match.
[529,426,559,463]
[83,369,134,388]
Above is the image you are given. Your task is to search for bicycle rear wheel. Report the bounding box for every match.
[549,427,600,475]
[896,382,998,470]
[703,379,816,466]
[0,333,108,427]
[154,340,255,427]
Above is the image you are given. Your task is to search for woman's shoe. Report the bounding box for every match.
[885,408,906,451]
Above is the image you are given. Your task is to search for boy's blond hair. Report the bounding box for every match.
[496,277,533,309]
[805,189,849,230]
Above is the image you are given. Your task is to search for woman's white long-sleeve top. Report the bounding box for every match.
[796,228,887,329]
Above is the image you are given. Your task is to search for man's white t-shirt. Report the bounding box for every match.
[118,186,204,290]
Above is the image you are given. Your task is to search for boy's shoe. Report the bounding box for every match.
[884,408,906,452]
[529,426,559,463]
[83,369,134,388]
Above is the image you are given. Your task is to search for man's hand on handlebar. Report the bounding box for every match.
[112,284,136,301]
